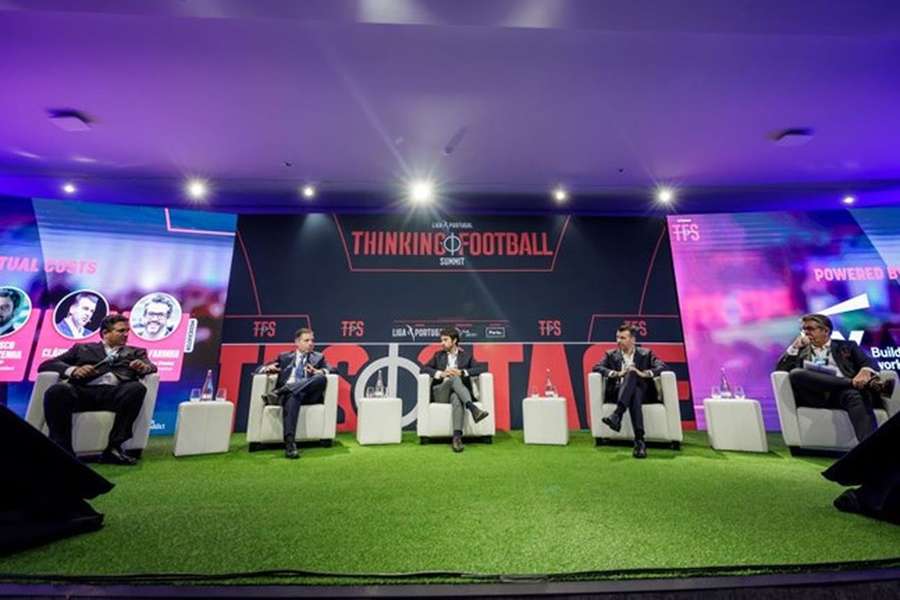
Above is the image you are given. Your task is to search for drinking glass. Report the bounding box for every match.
[189,388,201,403]
[215,387,227,402]
[734,386,746,399]
[365,386,375,399]
[710,385,721,399]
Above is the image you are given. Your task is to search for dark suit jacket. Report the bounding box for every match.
[38,342,157,384]
[775,338,875,377]
[592,346,666,404]
[421,347,485,397]
[776,338,882,407]
[56,319,96,339]
[262,350,331,389]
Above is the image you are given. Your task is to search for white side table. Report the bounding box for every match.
[703,397,768,453]
[173,400,235,457]
[522,396,569,445]
[356,397,402,445]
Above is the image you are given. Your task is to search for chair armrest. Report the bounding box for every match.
[659,371,682,442]
[125,373,160,450]
[771,371,801,446]
[881,370,900,418]
[321,374,339,439]
[416,373,432,436]
[474,372,495,435]
[247,373,276,443]
[26,372,60,432]
[587,372,605,436]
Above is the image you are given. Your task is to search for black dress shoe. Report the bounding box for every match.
[285,441,300,459]
[451,435,464,453]
[262,390,285,405]
[470,406,490,423]
[602,415,622,432]
[633,440,647,459]
[833,489,862,514]
[864,375,884,394]
[100,447,137,466]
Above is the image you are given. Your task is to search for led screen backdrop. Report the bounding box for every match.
[0,196,236,434]
[220,213,691,432]
[668,207,900,430]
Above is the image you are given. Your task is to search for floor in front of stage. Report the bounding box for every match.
[2,431,899,586]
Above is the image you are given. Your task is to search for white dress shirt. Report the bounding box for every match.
[286,350,308,385]
[66,343,122,385]
[785,340,875,379]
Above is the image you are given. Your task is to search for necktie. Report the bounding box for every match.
[294,353,307,380]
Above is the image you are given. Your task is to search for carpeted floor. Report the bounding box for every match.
[2,430,898,585]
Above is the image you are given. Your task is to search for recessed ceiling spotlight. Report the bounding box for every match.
[842,195,856,205]
[770,127,815,147]
[186,178,208,200]
[62,182,77,194]
[409,180,434,204]
[552,186,568,203]
[47,109,92,132]
[656,186,675,204]
[301,184,316,199]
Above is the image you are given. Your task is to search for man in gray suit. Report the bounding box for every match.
[421,327,489,453]
[258,328,331,459]
[592,324,666,458]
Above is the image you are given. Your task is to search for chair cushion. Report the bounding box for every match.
[72,411,116,454]
[797,407,889,449]
[423,402,488,437]
[258,404,326,442]
[598,403,671,441]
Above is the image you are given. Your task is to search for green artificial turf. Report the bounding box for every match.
[2,431,899,585]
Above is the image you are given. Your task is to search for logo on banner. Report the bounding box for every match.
[334,215,569,271]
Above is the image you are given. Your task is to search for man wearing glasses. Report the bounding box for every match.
[776,313,883,443]
[136,294,176,341]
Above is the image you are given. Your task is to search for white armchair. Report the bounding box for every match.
[247,373,338,451]
[771,370,899,454]
[25,371,160,457]
[416,372,495,443]
[588,371,683,449]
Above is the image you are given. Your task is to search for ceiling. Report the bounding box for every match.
[2,0,900,213]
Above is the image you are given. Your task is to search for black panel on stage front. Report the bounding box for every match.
[823,411,900,524]
[0,405,114,555]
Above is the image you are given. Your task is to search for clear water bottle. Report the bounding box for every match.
[201,369,215,401]
[544,368,556,397]
[719,367,733,399]
[374,370,385,397]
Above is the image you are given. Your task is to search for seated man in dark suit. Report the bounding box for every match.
[258,327,331,459]
[776,313,882,444]
[592,323,666,458]
[421,327,489,453]
[38,313,157,465]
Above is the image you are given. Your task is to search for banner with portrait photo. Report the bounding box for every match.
[0,196,236,435]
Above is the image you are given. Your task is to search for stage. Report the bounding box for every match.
[2,431,898,589]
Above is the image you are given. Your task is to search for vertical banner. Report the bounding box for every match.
[669,208,900,430]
